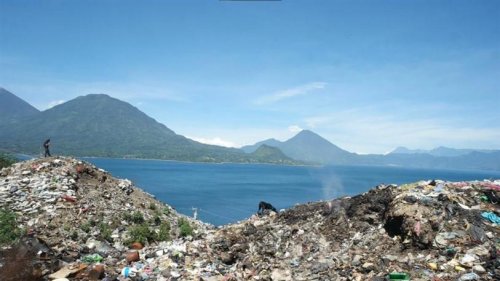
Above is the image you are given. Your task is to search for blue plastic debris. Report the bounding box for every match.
[481,211,500,224]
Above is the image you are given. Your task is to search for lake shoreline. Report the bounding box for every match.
[83,157,500,226]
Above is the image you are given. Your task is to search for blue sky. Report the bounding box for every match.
[1,0,499,153]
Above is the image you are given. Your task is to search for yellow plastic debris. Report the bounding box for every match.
[455,265,466,271]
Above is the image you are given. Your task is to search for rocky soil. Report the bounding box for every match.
[1,157,499,281]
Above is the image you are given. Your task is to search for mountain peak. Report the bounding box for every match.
[250,144,295,164]
[289,129,329,143]
[75,93,116,102]
[390,147,414,154]
[241,138,283,153]
[254,144,280,152]
[83,93,112,98]
[53,93,138,113]
[295,129,318,137]
[282,130,352,164]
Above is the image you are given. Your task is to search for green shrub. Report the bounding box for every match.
[127,223,154,245]
[178,218,193,237]
[131,211,145,224]
[81,222,91,233]
[156,221,171,241]
[0,153,16,169]
[99,222,112,242]
[63,224,71,232]
[122,213,133,223]
[0,208,23,245]
[151,215,161,226]
[149,203,157,210]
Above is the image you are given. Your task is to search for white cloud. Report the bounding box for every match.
[177,127,299,149]
[303,110,500,154]
[187,136,238,148]
[255,82,327,105]
[45,100,65,109]
[288,125,303,133]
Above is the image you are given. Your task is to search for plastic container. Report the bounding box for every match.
[388,272,410,280]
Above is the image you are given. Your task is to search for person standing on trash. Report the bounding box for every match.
[43,138,51,157]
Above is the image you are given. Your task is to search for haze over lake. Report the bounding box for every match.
[85,158,500,226]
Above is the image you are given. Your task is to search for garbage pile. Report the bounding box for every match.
[1,157,499,280]
[0,157,207,281]
[155,179,497,281]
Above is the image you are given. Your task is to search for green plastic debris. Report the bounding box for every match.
[82,253,103,263]
[388,272,410,280]
[445,247,457,256]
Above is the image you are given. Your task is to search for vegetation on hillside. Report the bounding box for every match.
[0,208,24,245]
[250,144,299,165]
[178,218,194,237]
[0,94,300,165]
[0,152,16,169]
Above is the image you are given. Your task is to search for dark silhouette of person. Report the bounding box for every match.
[43,139,51,157]
[258,201,277,215]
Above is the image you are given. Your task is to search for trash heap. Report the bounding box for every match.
[1,157,499,281]
[0,157,207,281]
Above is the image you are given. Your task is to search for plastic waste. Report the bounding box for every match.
[290,258,300,267]
[435,232,459,246]
[121,266,137,278]
[143,265,153,274]
[419,196,435,206]
[481,211,500,224]
[413,221,421,236]
[442,247,457,257]
[61,194,76,203]
[134,262,144,270]
[458,203,471,210]
[483,190,499,204]
[420,269,434,278]
[95,241,114,256]
[458,272,480,280]
[434,184,444,192]
[468,225,485,243]
[455,265,466,271]
[459,254,477,267]
[82,254,103,263]
[388,272,410,280]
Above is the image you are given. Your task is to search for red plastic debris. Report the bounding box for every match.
[61,194,76,203]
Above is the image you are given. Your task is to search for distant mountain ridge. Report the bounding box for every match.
[1,88,498,170]
[242,130,354,164]
[249,144,298,165]
[280,130,354,164]
[0,88,40,122]
[241,138,282,153]
[390,146,497,157]
[244,132,500,171]
[0,90,297,164]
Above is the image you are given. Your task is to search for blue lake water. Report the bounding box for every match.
[83,158,500,226]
